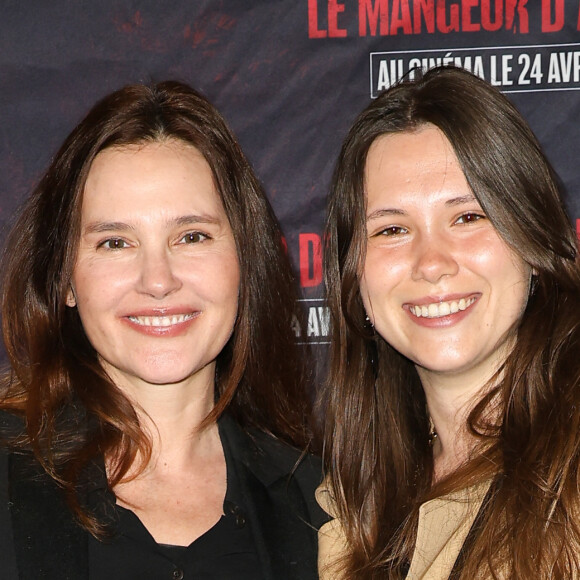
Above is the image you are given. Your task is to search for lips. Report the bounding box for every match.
[408,296,478,319]
[127,313,197,327]
[123,309,200,336]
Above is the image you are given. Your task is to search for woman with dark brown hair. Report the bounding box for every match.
[317,65,580,579]
[0,81,325,579]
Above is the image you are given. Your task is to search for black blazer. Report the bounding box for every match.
[0,413,326,579]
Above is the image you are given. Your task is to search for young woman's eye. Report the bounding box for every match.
[99,238,129,250]
[379,225,408,236]
[455,212,485,225]
[180,232,209,244]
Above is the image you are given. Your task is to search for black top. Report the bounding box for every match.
[0,410,327,580]
[89,417,262,579]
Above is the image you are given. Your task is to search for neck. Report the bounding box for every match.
[418,368,494,482]
[425,389,473,481]
[105,363,218,474]
[416,343,512,481]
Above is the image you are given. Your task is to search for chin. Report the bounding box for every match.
[412,355,472,375]
[122,360,198,386]
[137,367,198,386]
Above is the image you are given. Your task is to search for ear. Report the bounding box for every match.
[66,286,76,307]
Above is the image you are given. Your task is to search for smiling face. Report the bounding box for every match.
[67,140,240,395]
[360,125,532,390]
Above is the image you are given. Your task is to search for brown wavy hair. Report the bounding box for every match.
[321,66,580,578]
[1,81,312,535]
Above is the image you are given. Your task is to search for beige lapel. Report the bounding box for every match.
[406,480,491,579]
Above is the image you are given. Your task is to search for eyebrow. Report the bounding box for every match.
[82,214,222,234]
[366,208,406,221]
[444,194,478,207]
[366,194,479,221]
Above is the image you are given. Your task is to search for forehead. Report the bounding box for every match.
[87,139,212,186]
[80,140,225,220]
[364,125,470,208]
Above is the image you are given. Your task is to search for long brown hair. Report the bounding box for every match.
[1,81,311,535]
[321,66,580,578]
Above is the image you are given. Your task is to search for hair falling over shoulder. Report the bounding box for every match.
[319,66,580,578]
[0,81,312,537]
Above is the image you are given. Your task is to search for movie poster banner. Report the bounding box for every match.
[0,1,578,368]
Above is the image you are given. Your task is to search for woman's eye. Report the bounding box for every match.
[379,225,407,236]
[455,212,485,225]
[99,238,129,250]
[180,232,208,244]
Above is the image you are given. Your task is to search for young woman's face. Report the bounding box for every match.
[68,140,240,393]
[360,125,532,388]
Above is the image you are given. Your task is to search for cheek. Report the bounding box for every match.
[503,265,532,317]
[360,252,404,309]
[196,255,240,305]
[359,276,397,331]
[72,260,131,312]
[474,244,532,317]
[466,229,517,269]
[225,257,241,297]
[359,271,376,318]
[467,244,502,270]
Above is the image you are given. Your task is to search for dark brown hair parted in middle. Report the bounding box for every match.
[1,81,312,534]
[321,66,580,578]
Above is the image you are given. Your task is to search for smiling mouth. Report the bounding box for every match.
[409,297,477,319]
[127,314,197,327]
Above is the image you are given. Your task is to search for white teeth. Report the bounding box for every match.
[409,297,476,319]
[129,314,194,327]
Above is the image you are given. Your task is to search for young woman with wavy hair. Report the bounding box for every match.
[317,66,580,579]
[0,81,325,579]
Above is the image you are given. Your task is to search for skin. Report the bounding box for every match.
[68,140,239,397]
[67,139,240,544]
[360,125,532,476]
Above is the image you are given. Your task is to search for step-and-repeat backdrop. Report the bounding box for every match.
[1,1,579,375]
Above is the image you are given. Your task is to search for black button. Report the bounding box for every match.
[224,500,237,515]
[172,569,184,580]
[224,500,246,528]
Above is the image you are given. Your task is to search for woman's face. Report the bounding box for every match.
[67,140,240,393]
[360,125,532,389]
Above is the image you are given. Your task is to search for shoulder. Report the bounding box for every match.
[0,410,25,439]
[222,415,322,486]
[220,414,327,527]
[252,428,323,487]
[315,477,350,580]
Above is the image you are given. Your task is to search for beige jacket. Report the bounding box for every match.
[316,479,490,579]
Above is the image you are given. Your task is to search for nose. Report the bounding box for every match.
[411,233,459,283]
[137,249,182,299]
